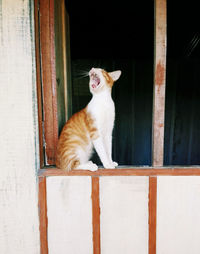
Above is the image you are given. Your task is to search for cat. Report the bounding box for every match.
[56,67,121,171]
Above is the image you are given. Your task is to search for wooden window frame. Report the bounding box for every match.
[34,0,200,253]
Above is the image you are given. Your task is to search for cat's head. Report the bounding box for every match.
[89,68,121,94]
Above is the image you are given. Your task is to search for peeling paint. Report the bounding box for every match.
[155,61,165,88]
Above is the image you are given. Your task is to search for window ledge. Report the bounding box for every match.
[38,166,200,177]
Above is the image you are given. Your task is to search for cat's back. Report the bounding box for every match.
[58,108,89,144]
[56,108,88,169]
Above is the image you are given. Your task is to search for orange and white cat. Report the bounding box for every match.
[56,67,121,171]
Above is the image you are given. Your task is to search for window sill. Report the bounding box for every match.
[38,166,200,177]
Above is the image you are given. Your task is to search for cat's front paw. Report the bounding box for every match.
[103,162,117,169]
[88,161,98,171]
[104,164,115,169]
[112,161,118,167]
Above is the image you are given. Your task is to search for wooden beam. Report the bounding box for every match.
[61,0,69,120]
[39,0,58,165]
[91,177,101,254]
[38,177,48,254]
[149,177,157,254]
[38,167,200,177]
[152,0,167,167]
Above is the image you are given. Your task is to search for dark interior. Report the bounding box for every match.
[65,0,200,166]
[164,0,200,165]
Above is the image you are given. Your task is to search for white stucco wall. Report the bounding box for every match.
[0,0,40,253]
[157,176,200,254]
[47,176,93,254]
[100,176,149,254]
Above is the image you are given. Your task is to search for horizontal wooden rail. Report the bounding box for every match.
[38,167,200,177]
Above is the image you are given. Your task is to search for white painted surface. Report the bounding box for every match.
[0,0,40,253]
[157,176,200,254]
[47,176,93,254]
[100,176,149,254]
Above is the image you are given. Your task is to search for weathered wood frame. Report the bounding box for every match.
[35,0,58,168]
[34,0,200,253]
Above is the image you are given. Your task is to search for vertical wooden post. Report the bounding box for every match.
[39,0,58,165]
[61,0,70,120]
[38,177,48,254]
[151,0,166,252]
[152,0,167,167]
[149,177,157,254]
[91,177,101,254]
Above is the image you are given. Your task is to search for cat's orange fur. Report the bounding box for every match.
[56,107,98,170]
[102,70,113,87]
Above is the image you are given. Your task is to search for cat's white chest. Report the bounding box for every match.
[87,92,115,133]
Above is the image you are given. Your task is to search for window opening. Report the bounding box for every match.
[66,0,154,166]
[164,0,200,165]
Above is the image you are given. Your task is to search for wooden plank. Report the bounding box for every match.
[39,0,58,165]
[61,0,69,120]
[61,1,72,119]
[92,177,101,254]
[149,177,157,254]
[54,0,66,133]
[38,167,200,177]
[38,177,48,254]
[152,0,167,167]
[49,0,58,152]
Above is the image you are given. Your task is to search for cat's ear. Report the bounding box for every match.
[109,70,121,82]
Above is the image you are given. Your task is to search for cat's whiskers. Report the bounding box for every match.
[75,71,89,79]
[74,69,90,79]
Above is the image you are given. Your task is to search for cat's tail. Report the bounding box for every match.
[56,153,80,172]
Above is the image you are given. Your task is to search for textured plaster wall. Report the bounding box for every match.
[0,0,40,253]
